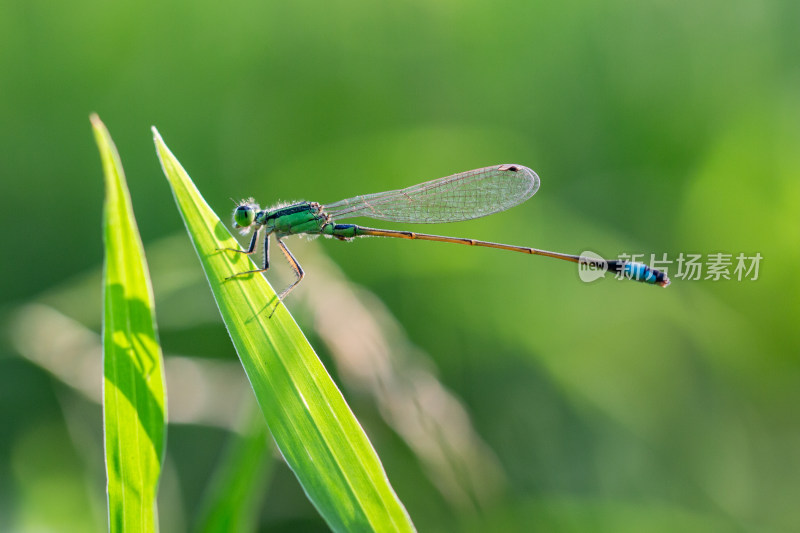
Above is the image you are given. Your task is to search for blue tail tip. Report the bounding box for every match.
[614,261,670,287]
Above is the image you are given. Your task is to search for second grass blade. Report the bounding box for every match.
[152,127,415,533]
[95,114,167,532]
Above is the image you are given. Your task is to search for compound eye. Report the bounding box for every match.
[233,205,255,228]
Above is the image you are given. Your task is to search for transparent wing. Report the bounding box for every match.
[324,164,539,224]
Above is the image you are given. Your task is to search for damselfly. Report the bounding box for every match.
[221,164,669,311]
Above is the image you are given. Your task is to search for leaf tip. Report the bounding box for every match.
[90,114,109,138]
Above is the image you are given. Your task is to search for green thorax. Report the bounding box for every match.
[257,201,330,237]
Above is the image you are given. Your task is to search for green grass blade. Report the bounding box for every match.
[195,408,272,533]
[152,127,415,533]
[94,114,167,532]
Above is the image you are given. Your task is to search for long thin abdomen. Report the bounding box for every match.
[327,224,669,287]
[351,225,580,262]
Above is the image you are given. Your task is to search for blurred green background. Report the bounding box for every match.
[2,0,799,531]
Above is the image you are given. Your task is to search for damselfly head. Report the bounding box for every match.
[232,199,258,231]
